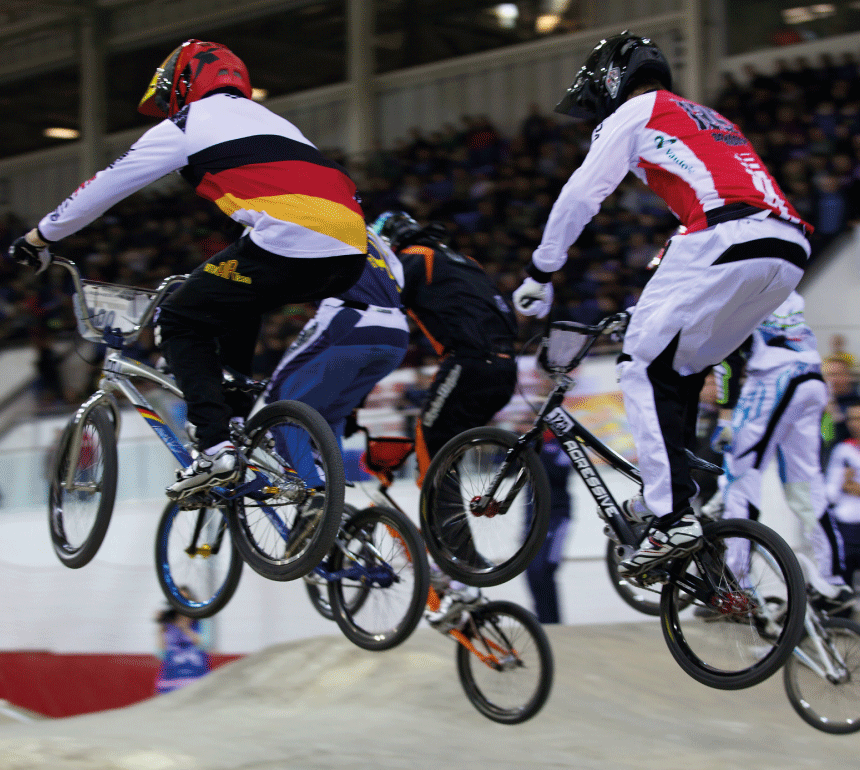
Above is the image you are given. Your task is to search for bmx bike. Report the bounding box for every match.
[419,313,807,690]
[304,427,553,724]
[46,257,344,606]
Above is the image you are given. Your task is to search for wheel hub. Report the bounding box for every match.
[469,496,500,518]
[711,591,756,616]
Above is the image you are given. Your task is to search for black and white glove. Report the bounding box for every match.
[513,276,553,318]
[8,229,52,274]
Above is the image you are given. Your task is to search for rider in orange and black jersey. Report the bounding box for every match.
[372,212,518,486]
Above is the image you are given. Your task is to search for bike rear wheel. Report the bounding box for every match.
[328,506,429,651]
[305,504,361,621]
[455,600,554,724]
[155,500,243,618]
[48,406,118,568]
[420,427,550,587]
[783,616,860,734]
[660,518,806,690]
[229,400,344,581]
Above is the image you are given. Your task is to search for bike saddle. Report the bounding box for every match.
[222,365,267,395]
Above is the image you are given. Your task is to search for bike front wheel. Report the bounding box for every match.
[783,616,860,734]
[328,506,429,651]
[660,518,806,690]
[455,600,554,724]
[420,427,550,587]
[155,500,243,618]
[230,400,344,581]
[48,406,118,568]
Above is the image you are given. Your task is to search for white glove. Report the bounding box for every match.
[710,419,733,453]
[513,277,553,318]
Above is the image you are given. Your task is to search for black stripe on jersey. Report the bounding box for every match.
[170,105,190,131]
[183,135,350,187]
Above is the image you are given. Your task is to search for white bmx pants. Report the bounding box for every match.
[618,215,807,518]
[724,371,843,582]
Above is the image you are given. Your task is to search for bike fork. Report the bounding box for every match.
[791,610,849,682]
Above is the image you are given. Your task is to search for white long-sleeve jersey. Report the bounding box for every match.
[533,90,809,274]
[38,94,366,259]
[744,291,821,376]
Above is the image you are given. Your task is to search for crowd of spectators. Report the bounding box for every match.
[0,50,858,413]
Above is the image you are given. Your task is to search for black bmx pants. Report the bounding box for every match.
[415,352,518,485]
[419,352,517,565]
[156,236,366,450]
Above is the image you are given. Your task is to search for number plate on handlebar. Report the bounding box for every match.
[539,322,594,374]
[74,282,158,341]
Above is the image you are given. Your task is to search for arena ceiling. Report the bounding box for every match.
[0,0,584,160]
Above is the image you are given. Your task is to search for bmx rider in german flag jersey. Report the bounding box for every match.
[9,40,368,499]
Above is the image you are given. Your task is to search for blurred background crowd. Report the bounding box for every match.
[0,50,858,415]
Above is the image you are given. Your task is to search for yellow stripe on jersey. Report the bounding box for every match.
[214,192,367,251]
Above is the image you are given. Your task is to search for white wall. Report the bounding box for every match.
[0,357,803,655]
[373,17,687,149]
[0,458,801,655]
[719,31,860,82]
[801,228,860,360]
[0,346,36,405]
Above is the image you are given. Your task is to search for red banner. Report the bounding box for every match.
[0,651,242,718]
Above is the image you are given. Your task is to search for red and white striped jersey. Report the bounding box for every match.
[533,90,809,274]
[38,94,366,259]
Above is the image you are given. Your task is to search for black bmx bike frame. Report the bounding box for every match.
[469,312,646,551]
[535,386,643,547]
[470,384,644,551]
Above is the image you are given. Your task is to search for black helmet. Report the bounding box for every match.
[370,211,422,251]
[555,32,672,123]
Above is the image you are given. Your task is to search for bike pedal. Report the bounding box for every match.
[168,477,229,504]
[177,492,211,509]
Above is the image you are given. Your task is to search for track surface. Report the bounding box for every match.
[0,622,855,769]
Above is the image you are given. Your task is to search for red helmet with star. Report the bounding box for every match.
[138,39,252,118]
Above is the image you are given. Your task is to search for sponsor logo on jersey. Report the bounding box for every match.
[673,98,736,132]
[287,321,319,353]
[711,131,746,146]
[654,135,692,171]
[367,253,395,280]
